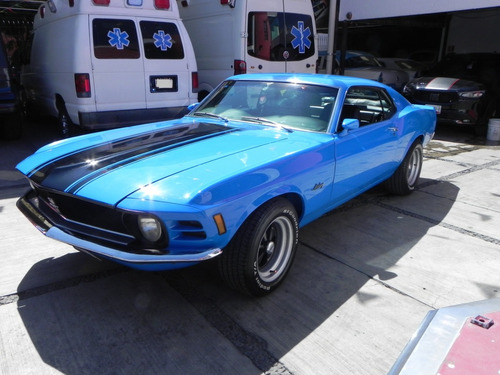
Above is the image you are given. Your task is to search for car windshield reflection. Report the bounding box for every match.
[190,80,339,133]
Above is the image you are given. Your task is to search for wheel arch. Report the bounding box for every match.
[228,190,305,242]
[410,134,424,149]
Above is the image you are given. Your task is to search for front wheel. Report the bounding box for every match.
[218,198,299,297]
[385,142,423,195]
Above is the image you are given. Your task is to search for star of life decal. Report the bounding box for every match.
[291,21,312,54]
[153,30,173,51]
[107,28,130,50]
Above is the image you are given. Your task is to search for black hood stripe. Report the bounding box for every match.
[29,122,235,193]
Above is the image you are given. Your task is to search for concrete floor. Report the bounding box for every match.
[0,119,499,375]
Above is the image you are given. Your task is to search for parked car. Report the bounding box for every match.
[337,51,409,91]
[317,50,409,91]
[16,73,436,296]
[0,37,23,140]
[378,57,424,80]
[403,53,500,133]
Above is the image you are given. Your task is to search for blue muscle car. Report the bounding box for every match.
[16,73,436,296]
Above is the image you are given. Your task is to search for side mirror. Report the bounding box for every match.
[339,118,360,136]
[343,118,360,130]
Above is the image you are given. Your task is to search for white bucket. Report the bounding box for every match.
[487,118,500,141]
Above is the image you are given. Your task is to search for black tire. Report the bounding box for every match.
[385,142,423,195]
[198,90,209,102]
[20,89,34,121]
[58,109,73,138]
[218,198,299,297]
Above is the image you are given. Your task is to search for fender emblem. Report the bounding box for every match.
[312,182,324,191]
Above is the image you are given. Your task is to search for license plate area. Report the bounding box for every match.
[150,75,178,93]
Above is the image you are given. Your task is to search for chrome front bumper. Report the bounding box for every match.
[17,194,222,268]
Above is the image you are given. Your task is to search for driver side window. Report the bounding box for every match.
[340,87,397,129]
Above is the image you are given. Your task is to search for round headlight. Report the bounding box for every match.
[138,216,162,243]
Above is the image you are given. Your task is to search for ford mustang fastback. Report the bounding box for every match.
[16,73,436,296]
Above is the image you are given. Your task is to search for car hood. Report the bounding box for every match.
[17,119,305,206]
[409,77,484,91]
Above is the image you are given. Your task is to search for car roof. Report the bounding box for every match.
[226,73,388,91]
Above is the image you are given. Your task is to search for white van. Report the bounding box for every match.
[177,0,317,100]
[22,0,198,134]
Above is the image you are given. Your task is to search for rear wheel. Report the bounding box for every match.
[56,96,78,138]
[385,142,423,195]
[219,198,299,296]
[58,109,73,138]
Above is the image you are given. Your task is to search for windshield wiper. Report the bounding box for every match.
[241,116,293,132]
[191,112,228,122]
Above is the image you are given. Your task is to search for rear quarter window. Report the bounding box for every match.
[93,19,140,59]
[140,21,185,60]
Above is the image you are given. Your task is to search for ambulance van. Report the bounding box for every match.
[21,0,198,134]
[177,0,317,100]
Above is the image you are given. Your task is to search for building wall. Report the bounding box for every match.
[446,8,500,54]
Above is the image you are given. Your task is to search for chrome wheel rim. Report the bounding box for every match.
[256,216,295,283]
[407,145,422,186]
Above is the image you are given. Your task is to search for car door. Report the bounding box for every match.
[90,16,146,112]
[332,86,401,203]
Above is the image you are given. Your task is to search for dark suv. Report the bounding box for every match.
[0,37,23,140]
[403,53,500,134]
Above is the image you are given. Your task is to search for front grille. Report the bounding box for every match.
[35,187,127,233]
[413,90,458,104]
[28,187,140,251]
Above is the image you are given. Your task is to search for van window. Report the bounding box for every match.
[139,21,185,60]
[93,19,140,59]
[247,12,315,62]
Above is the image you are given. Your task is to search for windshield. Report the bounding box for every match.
[346,54,382,68]
[190,80,338,133]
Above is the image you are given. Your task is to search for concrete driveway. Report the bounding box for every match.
[1,119,499,375]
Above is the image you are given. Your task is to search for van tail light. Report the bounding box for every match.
[92,0,110,5]
[154,0,170,9]
[191,72,199,93]
[75,74,91,98]
[233,60,246,75]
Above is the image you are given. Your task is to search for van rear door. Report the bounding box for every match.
[138,19,192,110]
[90,17,146,112]
[282,0,317,72]
[245,0,316,74]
